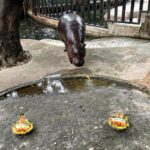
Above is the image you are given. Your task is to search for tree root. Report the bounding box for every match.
[0,50,32,70]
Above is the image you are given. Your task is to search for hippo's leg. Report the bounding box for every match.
[61,37,67,52]
[64,42,67,52]
[62,39,67,51]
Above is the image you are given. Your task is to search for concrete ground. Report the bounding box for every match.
[0,37,150,93]
[1,78,150,150]
[0,37,150,150]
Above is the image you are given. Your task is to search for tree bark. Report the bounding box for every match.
[0,0,30,67]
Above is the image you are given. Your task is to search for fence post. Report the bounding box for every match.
[81,0,85,18]
[87,0,91,24]
[129,0,135,22]
[148,0,150,11]
[99,0,104,26]
[114,0,118,21]
[138,0,144,24]
[107,0,110,21]
[76,0,79,14]
[122,0,126,22]
[71,0,74,12]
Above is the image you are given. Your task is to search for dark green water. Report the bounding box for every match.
[19,18,59,40]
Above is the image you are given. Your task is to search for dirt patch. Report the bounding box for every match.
[0,50,32,71]
[134,72,150,88]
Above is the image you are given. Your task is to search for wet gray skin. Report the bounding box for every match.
[0,77,150,150]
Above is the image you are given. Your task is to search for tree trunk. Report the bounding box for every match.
[0,0,30,67]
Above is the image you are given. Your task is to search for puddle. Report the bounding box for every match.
[5,77,114,97]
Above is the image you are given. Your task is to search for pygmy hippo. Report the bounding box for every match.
[58,13,86,67]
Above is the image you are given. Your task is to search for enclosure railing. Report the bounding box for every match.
[24,0,149,27]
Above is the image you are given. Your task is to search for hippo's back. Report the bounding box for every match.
[60,13,84,25]
[58,13,85,43]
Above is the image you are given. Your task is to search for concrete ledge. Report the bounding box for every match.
[108,22,141,37]
[0,38,150,93]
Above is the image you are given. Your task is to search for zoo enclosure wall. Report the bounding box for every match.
[24,0,150,38]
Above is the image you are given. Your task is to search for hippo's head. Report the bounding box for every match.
[67,42,86,67]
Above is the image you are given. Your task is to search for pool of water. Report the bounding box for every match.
[0,76,150,149]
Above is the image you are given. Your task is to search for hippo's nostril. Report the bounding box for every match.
[73,58,78,64]
[74,60,84,67]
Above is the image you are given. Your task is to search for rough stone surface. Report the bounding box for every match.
[0,78,150,150]
[140,15,150,36]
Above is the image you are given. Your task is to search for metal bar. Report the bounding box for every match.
[70,0,73,12]
[129,0,135,23]
[90,0,93,24]
[34,0,37,14]
[138,0,144,23]
[107,0,111,21]
[39,0,42,14]
[36,0,40,14]
[65,0,68,13]
[51,0,55,18]
[41,0,44,15]
[36,0,39,15]
[34,0,37,15]
[148,0,150,11]
[114,0,118,21]
[76,0,79,14]
[93,0,97,24]
[60,0,64,15]
[56,0,59,18]
[64,0,66,13]
[122,0,126,22]
[42,0,45,15]
[33,0,36,15]
[81,0,85,18]
[31,0,35,14]
[87,0,91,23]
[47,0,51,17]
[44,0,47,16]
[99,0,104,26]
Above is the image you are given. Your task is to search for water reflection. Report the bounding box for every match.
[6,77,116,98]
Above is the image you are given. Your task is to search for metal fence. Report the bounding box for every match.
[24,0,150,27]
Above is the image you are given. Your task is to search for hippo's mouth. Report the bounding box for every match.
[73,59,84,67]
[67,50,85,67]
